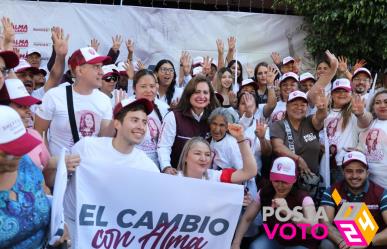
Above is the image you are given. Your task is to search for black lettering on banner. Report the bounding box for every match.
[181,215,201,232]
[209,219,229,236]
[157,213,184,228]
[117,209,137,228]
[133,211,154,229]
[79,204,96,226]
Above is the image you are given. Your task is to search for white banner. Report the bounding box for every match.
[0,0,314,73]
[75,164,243,249]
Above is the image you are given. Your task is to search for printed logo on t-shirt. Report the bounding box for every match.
[303,133,317,143]
[326,117,341,145]
[76,110,101,137]
[271,111,285,122]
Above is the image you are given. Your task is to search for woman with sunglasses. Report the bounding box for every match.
[100,64,124,106]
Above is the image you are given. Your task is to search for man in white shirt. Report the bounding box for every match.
[64,98,160,242]
[35,47,113,156]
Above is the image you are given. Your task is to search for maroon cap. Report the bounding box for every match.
[68,47,111,71]
[0,50,20,69]
[113,98,154,118]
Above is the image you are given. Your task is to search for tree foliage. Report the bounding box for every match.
[274,0,387,71]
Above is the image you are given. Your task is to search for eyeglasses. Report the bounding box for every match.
[103,76,118,82]
[0,67,9,76]
[353,77,370,84]
[159,67,174,74]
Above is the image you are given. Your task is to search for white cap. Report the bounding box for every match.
[0,78,41,106]
[240,78,257,89]
[353,67,372,79]
[68,47,111,70]
[102,64,119,76]
[332,78,351,92]
[192,66,203,76]
[192,56,204,66]
[270,157,297,184]
[280,72,299,84]
[288,90,308,102]
[14,59,40,74]
[27,48,41,56]
[343,151,368,169]
[300,72,316,82]
[282,56,295,65]
[0,105,41,156]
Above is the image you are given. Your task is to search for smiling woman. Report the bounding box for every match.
[157,75,219,175]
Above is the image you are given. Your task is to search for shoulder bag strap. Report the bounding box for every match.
[284,119,295,153]
[66,85,80,143]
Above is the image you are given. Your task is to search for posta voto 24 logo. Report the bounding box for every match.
[332,189,379,246]
[262,189,378,246]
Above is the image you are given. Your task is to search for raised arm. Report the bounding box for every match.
[1,17,14,51]
[352,94,373,128]
[263,65,279,118]
[228,123,257,184]
[178,51,192,87]
[225,36,236,64]
[216,39,225,69]
[311,87,328,130]
[308,50,338,104]
[44,27,69,92]
[255,119,272,156]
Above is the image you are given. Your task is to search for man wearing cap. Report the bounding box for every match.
[33,68,48,90]
[281,56,295,74]
[351,67,373,109]
[35,47,113,157]
[320,151,387,249]
[63,98,160,242]
[100,64,123,106]
[27,48,42,68]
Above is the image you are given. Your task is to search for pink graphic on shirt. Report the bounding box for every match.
[76,111,101,137]
[272,111,285,122]
[326,117,341,145]
[363,128,384,162]
[148,117,159,144]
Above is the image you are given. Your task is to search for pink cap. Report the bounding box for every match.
[288,90,308,103]
[192,66,203,76]
[270,157,297,184]
[102,64,120,77]
[14,59,40,74]
[332,78,351,92]
[353,67,372,79]
[282,56,295,65]
[68,47,111,71]
[0,105,41,156]
[0,79,41,106]
[113,98,154,118]
[299,72,316,82]
[280,72,299,84]
[0,50,19,69]
[342,151,368,169]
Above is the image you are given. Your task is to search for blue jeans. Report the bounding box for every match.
[249,233,308,249]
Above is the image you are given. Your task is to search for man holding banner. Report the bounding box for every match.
[64,98,160,244]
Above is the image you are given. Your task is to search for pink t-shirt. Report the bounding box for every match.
[27,128,50,170]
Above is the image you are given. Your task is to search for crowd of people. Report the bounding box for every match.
[1,15,387,249]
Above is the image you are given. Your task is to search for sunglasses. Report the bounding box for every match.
[103,76,119,82]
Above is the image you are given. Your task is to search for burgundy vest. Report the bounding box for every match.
[170,110,210,168]
[332,180,386,249]
[260,188,319,249]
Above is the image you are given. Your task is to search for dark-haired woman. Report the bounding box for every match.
[131,69,169,167]
[157,75,219,174]
[228,59,243,93]
[154,59,183,106]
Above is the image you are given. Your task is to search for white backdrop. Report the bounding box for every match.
[0,0,314,73]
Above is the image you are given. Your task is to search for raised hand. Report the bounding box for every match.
[338,56,348,73]
[136,60,145,71]
[216,39,224,54]
[52,27,69,56]
[90,38,100,52]
[170,97,180,109]
[351,94,365,117]
[12,47,20,58]
[255,119,268,139]
[267,64,280,85]
[271,52,282,65]
[227,36,236,52]
[228,123,245,141]
[352,59,367,73]
[125,39,134,54]
[242,93,256,117]
[1,17,15,50]
[180,51,192,76]
[314,88,328,111]
[122,59,134,79]
[202,56,213,76]
[228,91,237,107]
[245,63,254,78]
[111,35,122,52]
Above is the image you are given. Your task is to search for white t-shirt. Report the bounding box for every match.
[177,169,230,182]
[322,109,361,166]
[36,85,112,156]
[158,86,183,105]
[358,119,387,188]
[134,98,169,167]
[64,137,159,240]
[32,86,46,100]
[210,133,242,170]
